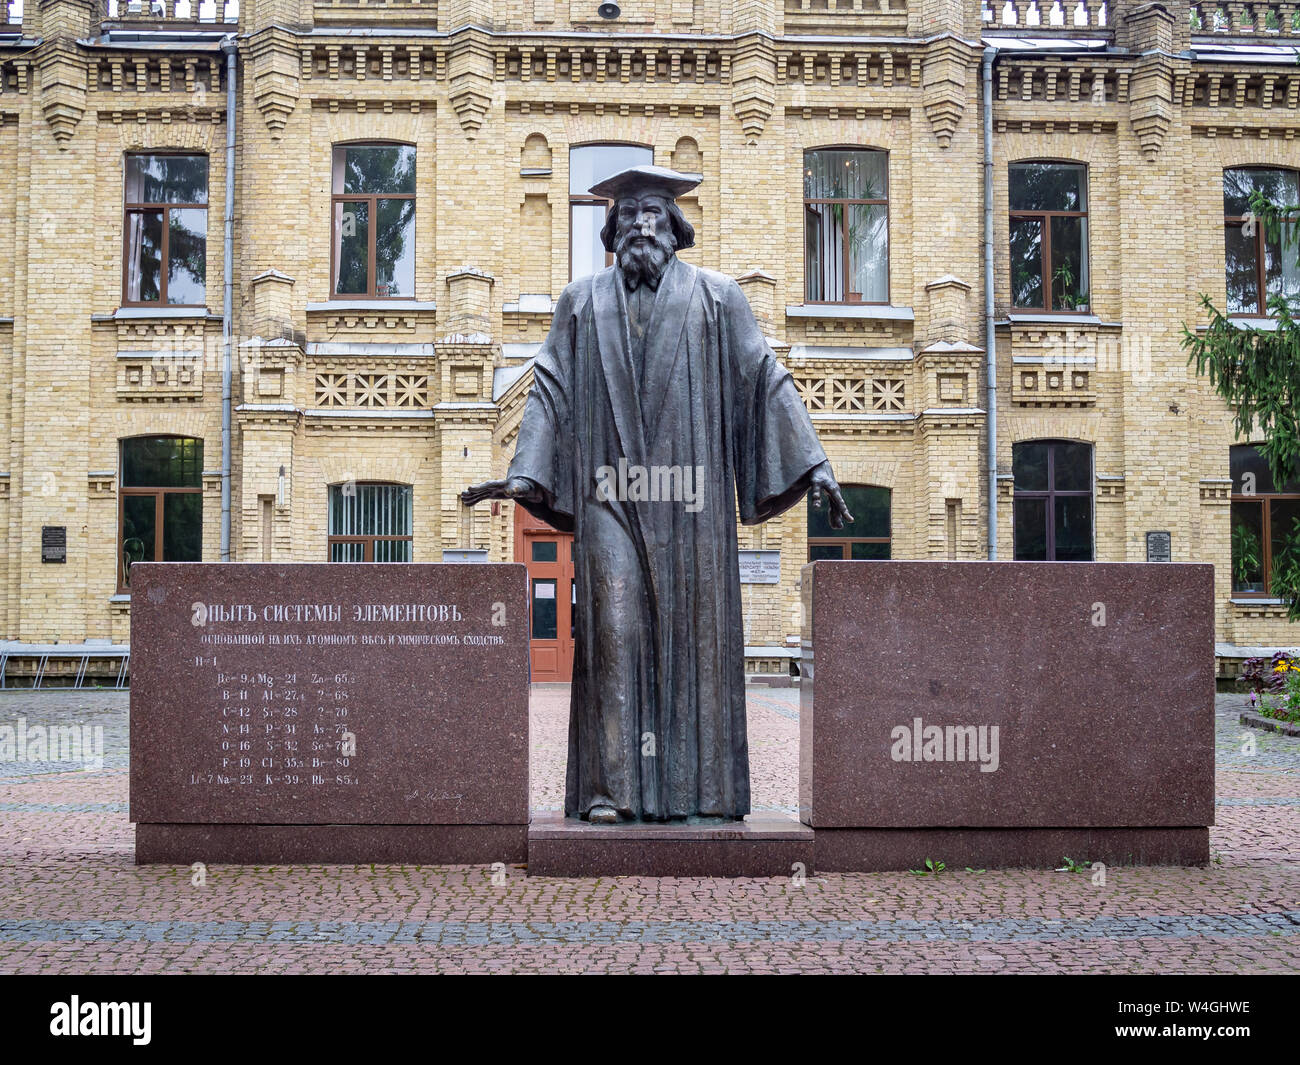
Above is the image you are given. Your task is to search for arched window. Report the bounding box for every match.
[569,143,653,280]
[328,482,413,561]
[119,435,203,590]
[331,143,416,298]
[1012,440,1093,560]
[1230,444,1300,595]
[803,148,889,304]
[123,153,208,307]
[1223,167,1300,316]
[807,484,890,559]
[1009,162,1089,312]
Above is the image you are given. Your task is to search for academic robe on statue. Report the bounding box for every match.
[508,255,827,820]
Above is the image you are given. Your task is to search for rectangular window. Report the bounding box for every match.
[807,483,891,560]
[331,144,416,299]
[803,149,889,304]
[1013,440,1094,561]
[1009,163,1089,312]
[1223,168,1300,316]
[328,482,413,562]
[123,154,208,306]
[119,436,203,591]
[1230,444,1300,595]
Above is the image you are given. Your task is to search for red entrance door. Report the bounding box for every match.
[515,507,575,681]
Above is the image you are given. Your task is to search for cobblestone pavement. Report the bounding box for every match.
[0,687,1296,974]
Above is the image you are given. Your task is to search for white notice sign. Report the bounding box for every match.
[738,550,781,584]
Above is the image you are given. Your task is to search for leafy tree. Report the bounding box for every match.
[1184,186,1300,619]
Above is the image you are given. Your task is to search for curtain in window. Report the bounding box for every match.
[329,483,411,536]
[803,150,888,303]
[329,483,413,562]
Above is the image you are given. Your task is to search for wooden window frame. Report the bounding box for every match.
[117,434,204,593]
[807,483,892,560]
[326,534,414,562]
[1008,162,1090,315]
[121,152,209,309]
[326,481,413,562]
[806,537,891,560]
[1012,441,1094,561]
[1225,215,1268,317]
[330,143,417,301]
[1223,166,1300,319]
[802,146,890,306]
[1229,492,1300,598]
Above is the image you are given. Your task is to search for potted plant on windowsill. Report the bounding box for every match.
[1232,521,1264,594]
[1051,262,1089,313]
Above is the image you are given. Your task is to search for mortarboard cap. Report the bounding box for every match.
[588,164,703,202]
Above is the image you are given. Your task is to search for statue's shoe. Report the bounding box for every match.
[587,804,620,824]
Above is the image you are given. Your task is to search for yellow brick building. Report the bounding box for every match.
[0,0,1296,683]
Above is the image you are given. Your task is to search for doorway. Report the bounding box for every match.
[515,507,575,681]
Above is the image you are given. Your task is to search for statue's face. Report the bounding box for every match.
[613,193,677,288]
[613,194,673,249]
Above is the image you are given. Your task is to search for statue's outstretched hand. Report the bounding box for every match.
[460,476,543,507]
[809,461,854,530]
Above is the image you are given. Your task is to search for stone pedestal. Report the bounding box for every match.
[801,561,1216,872]
[130,563,529,864]
[526,812,813,877]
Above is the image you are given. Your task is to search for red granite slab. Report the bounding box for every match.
[130,563,529,833]
[136,823,528,865]
[526,811,814,877]
[814,827,1209,873]
[800,561,1215,831]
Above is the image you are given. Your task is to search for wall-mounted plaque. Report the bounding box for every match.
[1146,531,1172,563]
[738,549,781,584]
[41,526,66,563]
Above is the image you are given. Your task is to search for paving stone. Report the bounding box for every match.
[0,689,1296,973]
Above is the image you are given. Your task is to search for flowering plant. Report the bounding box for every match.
[1241,652,1300,724]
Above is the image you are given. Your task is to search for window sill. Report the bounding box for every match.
[788,343,913,361]
[786,304,915,322]
[97,307,218,322]
[504,296,556,315]
[305,300,437,313]
[1224,317,1280,333]
[1002,313,1110,326]
[1228,598,1293,619]
[809,411,914,421]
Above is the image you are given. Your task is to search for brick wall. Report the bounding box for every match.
[0,0,1294,655]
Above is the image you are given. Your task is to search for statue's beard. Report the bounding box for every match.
[615,227,676,289]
